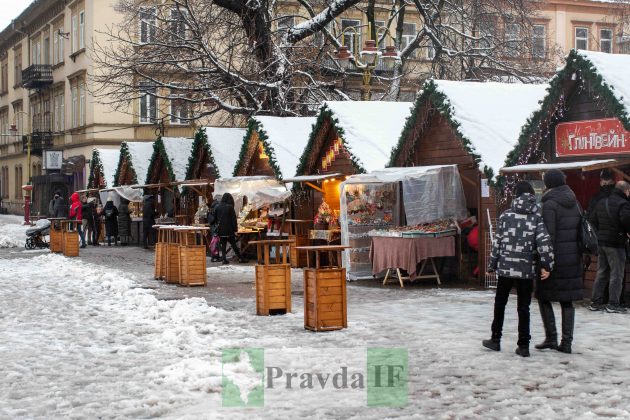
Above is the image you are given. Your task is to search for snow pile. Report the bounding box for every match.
[0,220,28,248]
[125,142,154,184]
[432,80,548,179]
[576,50,630,117]
[162,137,195,182]
[93,148,120,188]
[324,101,414,172]
[253,116,316,178]
[203,127,246,178]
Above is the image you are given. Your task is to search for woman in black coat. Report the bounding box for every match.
[214,193,245,264]
[536,169,583,354]
[103,197,119,246]
[117,198,133,246]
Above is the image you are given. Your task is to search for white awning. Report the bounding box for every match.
[500,159,627,174]
[281,173,342,183]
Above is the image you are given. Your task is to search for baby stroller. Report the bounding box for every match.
[25,219,51,249]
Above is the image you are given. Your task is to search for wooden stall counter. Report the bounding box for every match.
[164,226,181,284]
[153,225,172,280]
[175,227,210,287]
[285,219,312,268]
[60,220,82,257]
[295,245,349,332]
[48,218,66,253]
[250,239,294,316]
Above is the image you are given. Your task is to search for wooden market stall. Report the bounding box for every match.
[499,50,630,301]
[389,79,549,285]
[87,148,120,191]
[113,141,154,187]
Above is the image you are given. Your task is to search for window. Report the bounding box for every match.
[54,91,65,132]
[477,17,496,53]
[1,60,8,93]
[53,24,65,64]
[170,8,186,43]
[1,166,8,198]
[600,29,612,53]
[15,165,22,199]
[575,27,588,50]
[72,14,78,52]
[341,19,361,54]
[505,23,520,57]
[71,85,78,128]
[31,39,41,65]
[139,7,156,43]
[427,40,435,59]
[170,89,189,124]
[43,37,50,65]
[79,11,85,49]
[139,85,157,123]
[12,102,22,134]
[14,48,22,86]
[532,24,546,58]
[401,23,417,58]
[79,82,85,126]
[375,21,386,50]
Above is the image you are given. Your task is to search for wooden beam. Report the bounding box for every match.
[612,167,630,183]
[459,173,477,187]
[305,181,325,193]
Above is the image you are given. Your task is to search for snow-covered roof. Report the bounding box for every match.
[324,101,414,172]
[501,159,618,173]
[93,148,119,188]
[574,50,630,117]
[253,116,316,178]
[202,127,246,178]
[428,80,548,179]
[124,142,154,184]
[161,137,195,182]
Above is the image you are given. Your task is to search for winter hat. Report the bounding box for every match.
[515,180,535,197]
[600,169,614,182]
[543,169,566,189]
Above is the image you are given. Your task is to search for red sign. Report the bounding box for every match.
[555,118,630,157]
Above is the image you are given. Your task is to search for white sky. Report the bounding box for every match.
[0,0,34,32]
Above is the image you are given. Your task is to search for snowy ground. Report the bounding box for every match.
[1,215,629,419]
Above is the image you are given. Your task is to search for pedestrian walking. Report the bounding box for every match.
[536,169,583,354]
[48,191,59,217]
[214,193,246,264]
[588,180,630,313]
[118,198,132,246]
[103,196,119,246]
[587,169,615,216]
[207,198,221,262]
[142,195,157,248]
[94,202,103,245]
[69,192,87,248]
[483,181,554,357]
[52,190,68,218]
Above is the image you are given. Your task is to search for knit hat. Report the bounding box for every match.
[515,180,535,197]
[600,168,614,181]
[543,169,566,189]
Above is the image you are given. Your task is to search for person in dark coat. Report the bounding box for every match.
[586,169,615,216]
[53,190,69,218]
[536,169,583,354]
[484,181,554,357]
[48,191,60,217]
[103,196,119,246]
[81,196,96,245]
[207,199,221,262]
[588,181,630,313]
[214,193,245,264]
[117,198,132,246]
[142,195,157,248]
[69,192,87,248]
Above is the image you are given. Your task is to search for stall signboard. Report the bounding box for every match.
[555,118,630,157]
[44,150,63,170]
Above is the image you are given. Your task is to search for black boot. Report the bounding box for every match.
[535,301,558,350]
[515,346,530,357]
[557,304,574,354]
[482,338,500,351]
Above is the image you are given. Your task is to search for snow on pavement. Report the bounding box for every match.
[0,215,29,248]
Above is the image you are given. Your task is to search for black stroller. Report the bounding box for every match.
[25,219,51,249]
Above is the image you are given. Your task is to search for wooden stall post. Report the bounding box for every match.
[61,220,81,257]
[177,227,209,287]
[251,239,293,315]
[49,218,66,253]
[165,227,181,284]
[286,219,312,268]
[296,245,349,331]
[153,226,168,280]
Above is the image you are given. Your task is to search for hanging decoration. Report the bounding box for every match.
[321,138,346,170]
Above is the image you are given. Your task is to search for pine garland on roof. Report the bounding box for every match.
[185,128,216,179]
[145,136,176,186]
[88,149,101,189]
[113,142,137,187]
[233,118,284,180]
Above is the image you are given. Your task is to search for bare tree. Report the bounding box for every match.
[92,0,553,120]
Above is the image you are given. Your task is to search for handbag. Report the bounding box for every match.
[578,203,598,255]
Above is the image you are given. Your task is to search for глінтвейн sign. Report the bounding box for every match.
[555,118,630,157]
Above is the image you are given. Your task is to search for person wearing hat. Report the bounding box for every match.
[588,180,630,313]
[48,191,59,217]
[536,169,583,354]
[103,195,119,246]
[51,190,69,218]
[587,169,615,216]
[483,181,554,358]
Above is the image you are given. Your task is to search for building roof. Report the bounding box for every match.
[89,148,120,188]
[121,141,154,185]
[390,79,548,181]
[202,127,247,179]
[159,137,195,183]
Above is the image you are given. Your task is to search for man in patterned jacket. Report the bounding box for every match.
[483,181,554,358]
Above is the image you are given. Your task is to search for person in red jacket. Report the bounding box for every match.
[69,192,87,248]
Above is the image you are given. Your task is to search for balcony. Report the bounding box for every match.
[23,114,53,155]
[21,65,53,89]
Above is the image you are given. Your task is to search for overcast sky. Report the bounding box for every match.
[0,0,34,32]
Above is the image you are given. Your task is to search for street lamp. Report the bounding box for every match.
[9,110,32,225]
[334,25,401,101]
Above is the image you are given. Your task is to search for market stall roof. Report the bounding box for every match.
[160,137,195,182]
[343,165,460,183]
[282,173,342,183]
[201,127,247,178]
[500,159,629,173]
[390,79,548,181]
[213,176,291,214]
[117,141,154,185]
[89,148,120,188]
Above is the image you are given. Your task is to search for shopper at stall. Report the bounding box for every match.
[52,190,68,218]
[81,196,95,245]
[69,192,87,248]
[587,169,615,215]
[95,202,103,245]
[48,191,60,217]
[118,198,132,246]
[536,169,583,354]
[588,180,630,313]
[103,196,119,246]
[215,193,246,264]
[207,199,221,262]
[483,181,554,358]
[142,195,157,249]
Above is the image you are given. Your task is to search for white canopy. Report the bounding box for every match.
[213,176,291,215]
[500,159,621,173]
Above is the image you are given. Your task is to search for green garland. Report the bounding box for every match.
[87,148,100,189]
[232,118,285,180]
[292,104,365,192]
[505,49,630,173]
[145,136,176,186]
[388,80,491,181]
[113,142,138,187]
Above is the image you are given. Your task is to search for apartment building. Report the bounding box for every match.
[0,0,194,215]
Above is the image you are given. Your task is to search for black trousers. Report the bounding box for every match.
[491,276,533,346]
[143,221,155,247]
[220,236,241,261]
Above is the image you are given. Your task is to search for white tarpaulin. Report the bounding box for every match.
[213,176,291,215]
[99,186,144,207]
